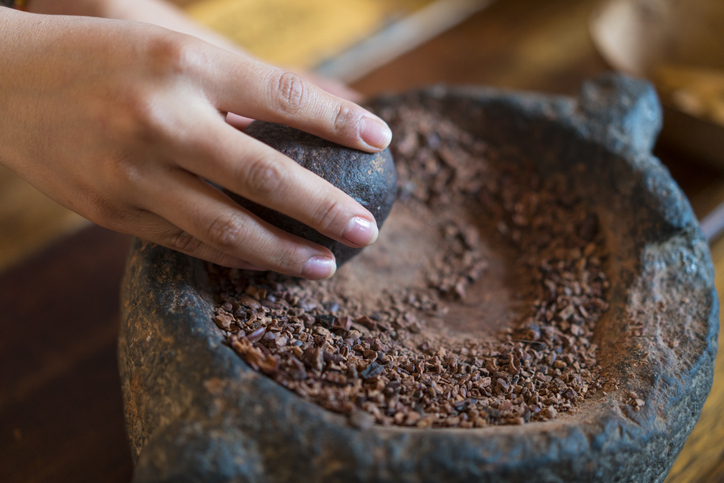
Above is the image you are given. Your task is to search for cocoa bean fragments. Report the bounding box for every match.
[208,105,610,429]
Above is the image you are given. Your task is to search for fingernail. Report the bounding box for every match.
[359,116,392,150]
[301,256,336,280]
[343,216,378,247]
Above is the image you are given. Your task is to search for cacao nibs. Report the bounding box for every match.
[208,105,610,429]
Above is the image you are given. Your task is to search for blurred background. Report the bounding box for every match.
[3,0,724,272]
[4,0,724,272]
[2,0,723,481]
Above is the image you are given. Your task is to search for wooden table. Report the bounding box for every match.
[2,0,723,481]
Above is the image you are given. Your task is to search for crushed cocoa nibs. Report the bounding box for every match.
[208,105,610,429]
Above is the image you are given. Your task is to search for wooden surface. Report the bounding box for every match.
[0,227,133,483]
[2,0,723,481]
[186,0,442,70]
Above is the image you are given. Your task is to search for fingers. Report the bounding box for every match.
[222,72,362,130]
[136,168,338,279]
[191,48,391,153]
[116,209,264,271]
[176,109,379,250]
[225,112,253,131]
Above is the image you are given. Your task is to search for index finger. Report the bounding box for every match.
[191,47,392,153]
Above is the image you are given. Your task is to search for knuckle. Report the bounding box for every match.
[145,33,191,76]
[83,192,123,227]
[275,244,306,273]
[109,89,167,145]
[312,199,346,234]
[112,40,194,142]
[274,71,308,114]
[333,103,357,138]
[206,214,245,249]
[130,95,169,141]
[108,155,144,193]
[244,157,284,198]
[90,154,146,204]
[168,230,203,253]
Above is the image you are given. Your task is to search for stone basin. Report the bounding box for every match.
[119,74,718,483]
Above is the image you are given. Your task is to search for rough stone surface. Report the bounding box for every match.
[119,74,718,483]
[227,122,397,266]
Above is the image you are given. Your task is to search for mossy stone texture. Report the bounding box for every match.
[227,122,397,266]
[119,75,718,483]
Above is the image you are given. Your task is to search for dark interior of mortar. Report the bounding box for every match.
[207,101,618,429]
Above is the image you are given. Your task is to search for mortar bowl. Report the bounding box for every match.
[119,74,717,483]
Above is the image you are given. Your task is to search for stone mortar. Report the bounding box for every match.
[119,74,718,483]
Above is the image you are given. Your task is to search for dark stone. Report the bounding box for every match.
[120,74,718,482]
[227,121,397,266]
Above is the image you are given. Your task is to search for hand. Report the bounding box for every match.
[0,10,392,279]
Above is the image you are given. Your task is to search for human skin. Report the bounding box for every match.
[26,0,363,104]
[0,0,391,279]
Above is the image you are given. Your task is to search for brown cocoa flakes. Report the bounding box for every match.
[239,294,261,310]
[541,407,558,419]
[213,311,234,330]
[333,315,352,332]
[246,327,265,343]
[244,285,266,300]
[209,105,610,430]
[355,315,377,330]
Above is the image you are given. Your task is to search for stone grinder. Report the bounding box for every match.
[226,120,397,267]
[119,74,717,482]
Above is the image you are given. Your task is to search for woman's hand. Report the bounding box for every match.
[0,9,392,279]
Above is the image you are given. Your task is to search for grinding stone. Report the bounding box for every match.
[227,122,397,266]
